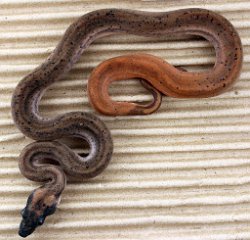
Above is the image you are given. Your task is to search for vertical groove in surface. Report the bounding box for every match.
[0,0,250,239]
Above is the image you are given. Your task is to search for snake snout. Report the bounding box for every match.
[18,215,37,238]
[18,205,56,238]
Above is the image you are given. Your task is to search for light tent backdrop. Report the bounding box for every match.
[0,0,250,239]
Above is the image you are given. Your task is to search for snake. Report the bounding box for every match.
[11,8,242,237]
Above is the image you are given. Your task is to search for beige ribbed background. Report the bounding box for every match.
[1,0,250,239]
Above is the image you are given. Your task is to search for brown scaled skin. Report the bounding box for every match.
[88,12,243,115]
[11,8,242,237]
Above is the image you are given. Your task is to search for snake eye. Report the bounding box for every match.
[20,209,24,215]
[38,216,44,225]
[20,209,25,217]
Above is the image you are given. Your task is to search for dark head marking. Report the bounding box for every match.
[18,188,60,238]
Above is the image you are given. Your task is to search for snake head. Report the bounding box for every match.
[18,187,60,238]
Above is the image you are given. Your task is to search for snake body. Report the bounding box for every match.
[11,8,242,237]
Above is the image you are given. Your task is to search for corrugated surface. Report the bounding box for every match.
[0,0,250,239]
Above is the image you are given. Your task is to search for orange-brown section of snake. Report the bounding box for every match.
[88,51,242,116]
